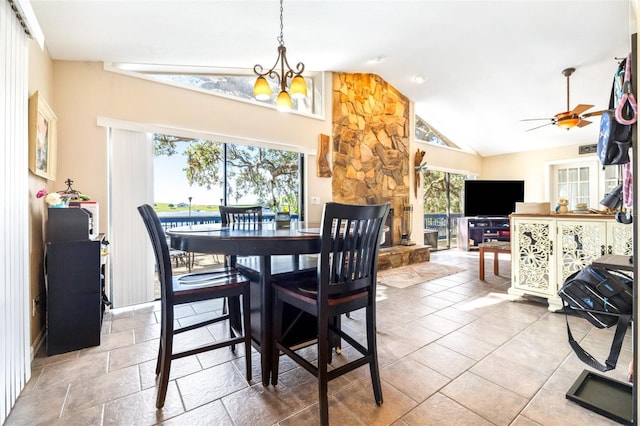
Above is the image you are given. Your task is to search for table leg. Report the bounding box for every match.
[479,246,485,280]
[260,255,273,386]
[493,251,499,276]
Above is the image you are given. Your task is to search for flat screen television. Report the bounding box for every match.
[463,180,525,217]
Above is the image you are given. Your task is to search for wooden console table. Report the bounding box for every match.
[478,241,511,280]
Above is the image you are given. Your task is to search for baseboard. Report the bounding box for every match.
[30,330,45,362]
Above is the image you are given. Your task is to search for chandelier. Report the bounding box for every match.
[253,0,307,112]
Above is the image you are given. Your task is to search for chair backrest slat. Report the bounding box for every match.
[319,202,390,298]
[219,205,263,225]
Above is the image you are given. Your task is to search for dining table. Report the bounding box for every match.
[166,220,322,385]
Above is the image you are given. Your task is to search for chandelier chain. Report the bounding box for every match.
[252,0,307,110]
[278,0,284,46]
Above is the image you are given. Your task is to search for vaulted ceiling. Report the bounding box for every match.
[30,0,636,156]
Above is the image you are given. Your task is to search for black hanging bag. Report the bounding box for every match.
[558,265,633,372]
[597,54,636,166]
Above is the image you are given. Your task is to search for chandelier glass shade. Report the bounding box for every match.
[253,0,307,112]
[253,76,271,101]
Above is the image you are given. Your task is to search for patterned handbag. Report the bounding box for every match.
[597,54,634,166]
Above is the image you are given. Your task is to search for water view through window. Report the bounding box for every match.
[153,135,302,218]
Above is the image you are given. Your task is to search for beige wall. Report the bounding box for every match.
[481,144,595,202]
[27,39,54,347]
[51,61,335,228]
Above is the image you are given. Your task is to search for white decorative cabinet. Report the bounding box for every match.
[509,214,632,312]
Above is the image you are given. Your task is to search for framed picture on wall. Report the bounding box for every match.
[28,91,57,181]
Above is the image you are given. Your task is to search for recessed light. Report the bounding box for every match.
[368,56,384,64]
[414,75,426,84]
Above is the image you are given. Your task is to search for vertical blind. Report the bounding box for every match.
[109,128,155,307]
[1,0,32,423]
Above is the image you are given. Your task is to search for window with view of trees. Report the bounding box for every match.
[153,134,302,214]
[422,170,465,249]
[415,115,460,149]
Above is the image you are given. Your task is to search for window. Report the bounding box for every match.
[557,165,590,208]
[105,63,324,117]
[415,115,460,149]
[550,160,619,211]
[153,135,302,214]
[422,170,466,250]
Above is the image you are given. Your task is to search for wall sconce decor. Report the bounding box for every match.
[317,134,332,177]
[414,148,426,198]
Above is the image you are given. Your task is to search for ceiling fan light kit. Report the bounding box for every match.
[522,67,602,132]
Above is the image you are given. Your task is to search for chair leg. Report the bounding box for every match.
[366,306,383,405]
[271,294,285,386]
[242,291,252,382]
[155,309,166,375]
[318,311,330,426]
[228,296,241,352]
[155,339,163,375]
[330,315,342,357]
[156,319,174,408]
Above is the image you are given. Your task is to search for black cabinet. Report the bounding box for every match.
[457,217,510,250]
[45,208,105,355]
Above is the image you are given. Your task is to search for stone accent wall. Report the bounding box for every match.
[332,73,410,243]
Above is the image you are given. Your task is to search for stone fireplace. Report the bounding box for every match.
[331,73,410,244]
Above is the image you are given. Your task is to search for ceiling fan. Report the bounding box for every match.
[521,67,602,132]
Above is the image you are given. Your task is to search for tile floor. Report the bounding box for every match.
[6,249,633,425]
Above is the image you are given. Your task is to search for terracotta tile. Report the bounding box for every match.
[222,384,304,425]
[80,329,135,353]
[522,387,622,426]
[381,357,449,403]
[63,365,140,412]
[108,339,159,371]
[4,382,69,425]
[436,330,497,361]
[36,351,109,390]
[413,314,463,335]
[409,342,475,379]
[110,312,157,332]
[176,362,248,411]
[337,379,417,425]
[103,382,184,425]
[386,323,442,349]
[441,371,528,425]
[162,399,233,426]
[8,251,631,426]
[279,397,364,426]
[401,392,493,426]
[470,353,549,398]
[139,356,203,390]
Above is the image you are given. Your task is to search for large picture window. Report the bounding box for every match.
[153,134,302,216]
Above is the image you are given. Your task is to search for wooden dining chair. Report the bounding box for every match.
[219,205,263,267]
[219,205,263,226]
[271,201,390,425]
[137,204,252,408]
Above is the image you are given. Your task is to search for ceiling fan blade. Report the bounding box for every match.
[576,119,592,128]
[582,109,605,118]
[525,122,555,132]
[570,104,594,115]
[520,118,555,122]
